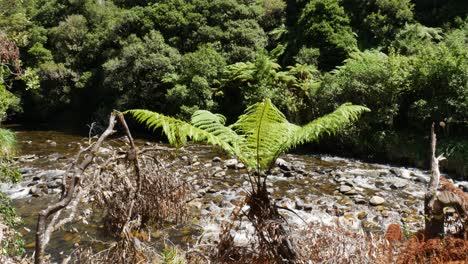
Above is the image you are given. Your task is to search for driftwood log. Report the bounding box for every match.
[34,111,141,264]
[424,123,468,239]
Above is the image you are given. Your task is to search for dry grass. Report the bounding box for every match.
[295,223,393,264]
[91,147,189,237]
[397,232,468,264]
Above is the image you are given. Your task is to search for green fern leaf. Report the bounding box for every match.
[284,103,370,153]
[231,99,298,170]
[124,109,236,155]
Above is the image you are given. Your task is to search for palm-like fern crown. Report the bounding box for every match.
[126,99,369,171]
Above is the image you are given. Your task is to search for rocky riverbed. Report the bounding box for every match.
[2,129,467,260]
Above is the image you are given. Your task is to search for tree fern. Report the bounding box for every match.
[126,99,369,172]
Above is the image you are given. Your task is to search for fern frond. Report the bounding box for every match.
[191,110,246,155]
[124,109,236,155]
[283,103,370,153]
[231,99,298,170]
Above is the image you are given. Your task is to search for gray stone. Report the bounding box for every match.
[214,170,226,177]
[41,170,65,179]
[339,185,352,193]
[212,156,222,162]
[412,174,429,183]
[369,196,385,206]
[236,163,245,169]
[224,159,238,169]
[276,158,293,171]
[295,201,313,211]
[47,180,62,189]
[390,168,412,179]
[46,140,57,147]
[30,184,48,197]
[390,180,407,189]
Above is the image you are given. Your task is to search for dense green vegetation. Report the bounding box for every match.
[0,0,467,177]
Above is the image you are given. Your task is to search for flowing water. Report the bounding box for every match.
[2,128,466,262]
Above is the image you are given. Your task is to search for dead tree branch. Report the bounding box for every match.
[34,112,118,264]
[425,123,468,239]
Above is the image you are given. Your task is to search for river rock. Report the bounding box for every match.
[295,201,313,211]
[339,185,352,193]
[390,168,412,179]
[412,174,429,183]
[276,158,292,171]
[46,140,57,147]
[40,170,65,179]
[212,156,222,162]
[19,167,34,174]
[30,184,48,197]
[353,196,367,204]
[236,163,245,170]
[369,196,385,206]
[225,159,238,169]
[357,211,367,220]
[18,154,38,162]
[390,180,407,189]
[47,179,62,189]
[269,167,281,175]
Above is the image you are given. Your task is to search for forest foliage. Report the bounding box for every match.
[0,0,467,176]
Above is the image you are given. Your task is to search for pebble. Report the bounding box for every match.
[339,185,352,193]
[369,196,385,206]
[224,159,238,169]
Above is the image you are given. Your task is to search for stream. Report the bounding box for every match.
[2,128,467,261]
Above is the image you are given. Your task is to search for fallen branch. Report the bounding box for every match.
[34,111,118,264]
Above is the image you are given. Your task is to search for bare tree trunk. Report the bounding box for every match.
[424,123,468,240]
[424,123,445,239]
